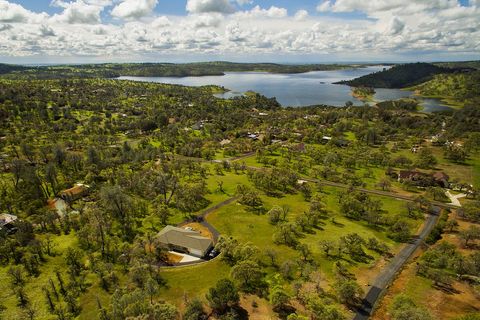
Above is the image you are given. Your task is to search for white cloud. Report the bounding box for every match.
[316,1,332,12]
[0,0,47,23]
[111,0,158,19]
[0,23,12,31]
[387,17,405,35]
[40,24,56,37]
[0,0,479,61]
[294,9,309,21]
[51,0,109,24]
[151,16,171,28]
[186,0,235,14]
[236,5,288,18]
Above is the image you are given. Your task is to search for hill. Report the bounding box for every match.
[0,62,355,79]
[0,63,27,74]
[336,63,454,88]
[412,70,480,106]
[434,60,480,70]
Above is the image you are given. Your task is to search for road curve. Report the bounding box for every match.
[352,212,441,320]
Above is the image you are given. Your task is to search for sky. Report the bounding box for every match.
[0,0,479,64]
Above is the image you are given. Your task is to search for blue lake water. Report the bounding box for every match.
[118,66,452,112]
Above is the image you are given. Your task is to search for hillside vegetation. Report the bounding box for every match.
[0,62,354,79]
[412,71,480,105]
[337,63,455,88]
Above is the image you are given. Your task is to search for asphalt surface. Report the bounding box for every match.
[352,212,441,320]
[178,195,239,243]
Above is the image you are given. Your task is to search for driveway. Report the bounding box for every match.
[445,190,466,207]
[353,210,441,320]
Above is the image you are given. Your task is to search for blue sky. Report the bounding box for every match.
[0,0,479,63]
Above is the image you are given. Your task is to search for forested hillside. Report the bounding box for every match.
[337,63,454,88]
[0,62,354,79]
[412,71,480,105]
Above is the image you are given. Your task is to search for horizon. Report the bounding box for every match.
[0,0,479,63]
[4,58,480,67]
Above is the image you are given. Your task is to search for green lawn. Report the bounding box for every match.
[157,258,230,305]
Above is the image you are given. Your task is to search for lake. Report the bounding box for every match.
[118,66,452,112]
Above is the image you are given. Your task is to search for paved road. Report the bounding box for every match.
[352,212,441,320]
[178,195,239,243]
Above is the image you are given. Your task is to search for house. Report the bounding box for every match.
[219,139,231,146]
[157,226,213,258]
[432,172,450,188]
[59,183,90,202]
[398,170,432,186]
[321,136,332,144]
[0,213,18,234]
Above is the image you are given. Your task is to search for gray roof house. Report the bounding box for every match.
[0,213,18,234]
[157,226,213,258]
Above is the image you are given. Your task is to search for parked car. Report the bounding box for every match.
[207,249,219,259]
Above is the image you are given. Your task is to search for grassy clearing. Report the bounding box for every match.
[157,258,230,306]
[208,186,409,281]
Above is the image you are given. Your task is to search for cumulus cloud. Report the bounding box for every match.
[186,0,235,14]
[111,0,158,19]
[294,9,309,21]
[0,0,479,61]
[0,23,13,32]
[51,0,109,24]
[236,5,288,18]
[387,17,405,35]
[316,1,332,12]
[40,24,56,37]
[0,0,47,23]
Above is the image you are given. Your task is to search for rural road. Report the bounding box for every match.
[352,211,441,320]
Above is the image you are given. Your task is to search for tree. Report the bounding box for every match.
[155,203,171,225]
[390,295,432,320]
[183,299,207,320]
[319,240,336,257]
[377,177,392,191]
[459,225,480,247]
[268,206,283,225]
[445,219,459,233]
[230,260,263,292]
[273,223,300,247]
[296,243,312,262]
[270,287,290,311]
[416,148,437,169]
[426,187,446,201]
[335,279,363,306]
[100,185,133,238]
[206,279,239,315]
[389,218,412,242]
[145,277,159,304]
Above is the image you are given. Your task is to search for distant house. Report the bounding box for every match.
[398,170,450,188]
[157,226,213,258]
[432,172,450,188]
[220,139,231,146]
[398,170,432,187]
[321,136,332,144]
[0,213,18,234]
[59,183,90,202]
